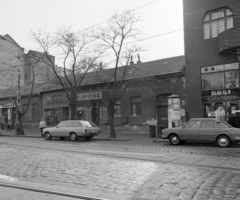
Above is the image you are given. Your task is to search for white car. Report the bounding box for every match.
[43,120,101,141]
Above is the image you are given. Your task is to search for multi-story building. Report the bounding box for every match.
[0,34,56,88]
[183,0,240,121]
[0,34,25,89]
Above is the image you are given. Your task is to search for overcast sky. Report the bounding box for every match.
[0,0,184,66]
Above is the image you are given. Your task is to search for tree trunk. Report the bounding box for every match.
[15,111,24,135]
[70,105,77,120]
[108,103,116,138]
[69,95,77,120]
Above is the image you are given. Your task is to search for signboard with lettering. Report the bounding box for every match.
[77,92,102,101]
[0,103,16,108]
[46,95,68,104]
[202,89,240,102]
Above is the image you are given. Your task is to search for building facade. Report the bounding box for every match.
[0,85,43,130]
[183,0,240,121]
[0,34,56,88]
[40,56,186,131]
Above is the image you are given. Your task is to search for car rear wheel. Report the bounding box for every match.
[84,136,93,141]
[70,133,77,141]
[216,135,231,148]
[169,134,181,145]
[45,132,52,140]
[59,137,66,140]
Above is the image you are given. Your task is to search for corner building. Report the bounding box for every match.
[183,0,240,121]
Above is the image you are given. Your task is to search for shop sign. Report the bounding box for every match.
[211,90,231,96]
[0,103,16,108]
[203,89,240,102]
[46,94,68,104]
[77,92,102,101]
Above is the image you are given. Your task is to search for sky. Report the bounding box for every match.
[0,0,184,66]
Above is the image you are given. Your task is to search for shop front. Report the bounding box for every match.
[44,93,68,126]
[202,89,240,121]
[201,63,240,121]
[0,103,16,130]
[43,91,105,126]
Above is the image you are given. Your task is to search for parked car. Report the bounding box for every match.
[161,118,240,147]
[43,120,101,141]
[228,114,240,128]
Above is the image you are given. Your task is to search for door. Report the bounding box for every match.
[158,106,168,128]
[199,120,218,142]
[181,119,201,141]
[53,121,67,137]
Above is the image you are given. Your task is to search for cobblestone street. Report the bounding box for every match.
[1,142,240,200]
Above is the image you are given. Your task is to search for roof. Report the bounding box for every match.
[0,83,49,99]
[0,56,185,98]
[71,55,185,87]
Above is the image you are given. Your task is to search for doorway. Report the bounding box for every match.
[157,94,172,128]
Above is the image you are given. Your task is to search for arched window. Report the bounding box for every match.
[203,8,233,39]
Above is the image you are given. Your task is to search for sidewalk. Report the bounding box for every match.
[0,128,164,142]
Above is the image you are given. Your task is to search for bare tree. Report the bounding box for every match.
[93,10,143,138]
[12,60,39,135]
[31,28,103,120]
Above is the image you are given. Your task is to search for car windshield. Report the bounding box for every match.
[220,119,232,128]
[81,121,98,128]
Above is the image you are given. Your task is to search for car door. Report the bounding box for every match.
[199,120,218,142]
[181,120,201,141]
[72,121,84,135]
[53,121,68,137]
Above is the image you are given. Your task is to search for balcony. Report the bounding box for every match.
[218,27,240,55]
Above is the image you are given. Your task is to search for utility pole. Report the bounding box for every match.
[0,35,22,134]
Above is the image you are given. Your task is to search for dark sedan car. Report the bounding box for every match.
[161,118,240,147]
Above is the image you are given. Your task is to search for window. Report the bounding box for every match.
[114,101,121,117]
[131,96,141,116]
[32,103,38,121]
[201,63,239,91]
[201,120,214,128]
[203,8,233,39]
[188,120,201,128]
[57,121,68,128]
[66,121,83,127]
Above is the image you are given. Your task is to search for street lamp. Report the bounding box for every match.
[0,35,21,134]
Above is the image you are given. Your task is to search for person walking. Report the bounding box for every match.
[39,118,46,137]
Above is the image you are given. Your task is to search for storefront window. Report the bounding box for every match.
[225,71,239,88]
[44,108,61,126]
[202,72,224,90]
[202,63,239,91]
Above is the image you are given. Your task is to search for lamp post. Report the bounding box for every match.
[0,35,21,134]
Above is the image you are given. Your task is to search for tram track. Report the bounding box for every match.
[0,182,110,200]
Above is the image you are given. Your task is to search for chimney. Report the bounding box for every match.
[137,54,141,64]
[99,61,103,70]
[130,56,134,65]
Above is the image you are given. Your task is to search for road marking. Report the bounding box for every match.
[86,150,166,156]
[0,174,17,182]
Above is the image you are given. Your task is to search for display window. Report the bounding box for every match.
[203,100,240,122]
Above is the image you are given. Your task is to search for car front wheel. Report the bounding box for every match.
[45,132,52,140]
[169,134,181,145]
[216,135,231,148]
[70,133,77,141]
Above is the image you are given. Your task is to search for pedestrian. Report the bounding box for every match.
[39,118,46,137]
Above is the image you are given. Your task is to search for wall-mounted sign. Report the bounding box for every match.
[202,89,240,102]
[0,103,16,108]
[46,94,68,104]
[77,92,102,101]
